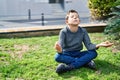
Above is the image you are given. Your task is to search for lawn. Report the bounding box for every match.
[0,33,120,80]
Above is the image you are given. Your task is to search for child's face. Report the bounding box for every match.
[66,12,80,26]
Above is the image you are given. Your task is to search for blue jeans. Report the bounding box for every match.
[55,50,97,69]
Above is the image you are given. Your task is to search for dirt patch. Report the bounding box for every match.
[111,41,120,54]
[0,44,40,59]
[10,45,30,59]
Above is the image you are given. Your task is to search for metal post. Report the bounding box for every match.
[41,13,44,26]
[28,9,31,20]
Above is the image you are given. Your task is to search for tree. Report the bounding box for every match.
[88,0,120,21]
[104,6,120,40]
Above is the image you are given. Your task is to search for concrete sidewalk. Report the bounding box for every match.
[0,15,106,38]
[0,23,106,33]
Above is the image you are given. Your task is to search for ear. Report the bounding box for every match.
[79,19,80,23]
[65,20,68,24]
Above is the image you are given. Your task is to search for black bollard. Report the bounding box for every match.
[41,13,44,26]
[28,9,31,20]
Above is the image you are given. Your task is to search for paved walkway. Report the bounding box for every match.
[0,18,107,38]
[0,14,106,34]
[0,22,106,33]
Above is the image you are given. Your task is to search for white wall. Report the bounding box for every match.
[64,0,90,17]
[0,0,7,16]
[0,0,52,17]
[0,0,90,17]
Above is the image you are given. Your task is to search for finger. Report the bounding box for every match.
[54,44,59,49]
[106,43,113,47]
[55,44,61,49]
[106,41,110,44]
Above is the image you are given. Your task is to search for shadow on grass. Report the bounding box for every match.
[57,60,120,79]
[95,60,120,74]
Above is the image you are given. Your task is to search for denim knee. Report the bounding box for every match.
[54,53,61,62]
[89,50,98,58]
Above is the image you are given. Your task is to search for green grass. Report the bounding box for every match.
[0,33,120,80]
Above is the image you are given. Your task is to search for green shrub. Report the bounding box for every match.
[88,0,120,20]
[104,6,120,40]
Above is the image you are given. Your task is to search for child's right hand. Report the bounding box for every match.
[54,41,62,53]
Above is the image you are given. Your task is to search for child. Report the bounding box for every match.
[54,10,113,74]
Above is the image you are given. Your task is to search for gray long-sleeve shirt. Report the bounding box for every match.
[59,26,96,52]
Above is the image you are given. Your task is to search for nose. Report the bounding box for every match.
[74,17,77,19]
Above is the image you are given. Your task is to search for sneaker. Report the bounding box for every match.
[84,60,97,70]
[56,63,74,74]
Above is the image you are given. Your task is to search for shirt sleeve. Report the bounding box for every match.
[83,29,96,50]
[59,30,66,48]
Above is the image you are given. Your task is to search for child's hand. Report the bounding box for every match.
[54,41,62,53]
[97,41,113,48]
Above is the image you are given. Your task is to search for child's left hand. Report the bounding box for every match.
[96,41,113,48]
[99,41,113,47]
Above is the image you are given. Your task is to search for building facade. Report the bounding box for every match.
[0,0,90,17]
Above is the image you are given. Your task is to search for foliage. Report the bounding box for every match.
[0,34,120,80]
[88,0,120,20]
[104,6,120,40]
